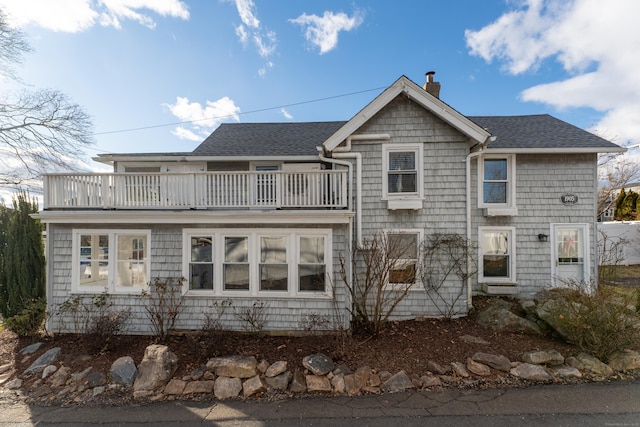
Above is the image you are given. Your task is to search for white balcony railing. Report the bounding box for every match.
[43,171,348,210]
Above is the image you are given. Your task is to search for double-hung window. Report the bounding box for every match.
[383,144,424,209]
[479,227,516,283]
[479,154,517,215]
[73,229,150,293]
[386,230,421,287]
[183,229,331,297]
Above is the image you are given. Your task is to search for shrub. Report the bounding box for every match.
[142,277,185,340]
[233,301,268,333]
[542,280,640,362]
[4,298,46,337]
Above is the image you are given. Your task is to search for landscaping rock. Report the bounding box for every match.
[565,356,585,370]
[289,369,307,393]
[214,377,242,400]
[510,363,554,381]
[20,342,44,355]
[302,353,334,376]
[427,360,449,375]
[331,374,345,394]
[4,378,22,390]
[86,371,107,388]
[49,366,71,387]
[451,362,469,378]
[42,365,58,379]
[133,345,178,392]
[163,379,187,395]
[576,353,614,377]
[420,375,442,388]
[551,366,582,379]
[522,349,565,366]
[477,304,542,335]
[71,367,92,383]
[380,371,415,393]
[466,358,491,376]
[24,347,62,376]
[471,352,511,372]
[535,298,572,339]
[110,356,137,387]
[265,361,287,378]
[306,375,331,392]
[344,374,360,395]
[243,375,267,397]
[207,355,257,379]
[459,335,490,345]
[265,371,292,391]
[184,380,215,394]
[189,366,206,381]
[608,349,640,372]
[354,366,372,388]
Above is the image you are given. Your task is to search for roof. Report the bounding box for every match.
[470,115,623,152]
[192,121,347,157]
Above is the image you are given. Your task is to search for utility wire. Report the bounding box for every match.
[91,86,387,137]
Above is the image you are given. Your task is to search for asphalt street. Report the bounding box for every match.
[0,379,638,426]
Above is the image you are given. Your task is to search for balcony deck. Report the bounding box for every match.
[43,171,348,210]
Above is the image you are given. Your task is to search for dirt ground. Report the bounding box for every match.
[1,296,582,386]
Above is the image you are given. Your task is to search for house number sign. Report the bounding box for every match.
[560,193,579,205]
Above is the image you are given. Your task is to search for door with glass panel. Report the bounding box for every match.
[552,224,588,284]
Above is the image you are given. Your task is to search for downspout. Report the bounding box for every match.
[329,134,390,247]
[466,137,494,310]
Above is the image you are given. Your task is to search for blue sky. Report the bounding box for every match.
[1,0,639,182]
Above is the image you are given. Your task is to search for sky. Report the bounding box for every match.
[1,0,639,201]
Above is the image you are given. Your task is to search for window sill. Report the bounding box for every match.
[386,198,423,210]
[481,283,518,295]
[482,207,518,217]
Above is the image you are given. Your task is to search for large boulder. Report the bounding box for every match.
[608,350,640,372]
[24,348,62,376]
[477,302,542,335]
[471,352,511,372]
[302,353,334,376]
[133,345,178,392]
[110,356,137,387]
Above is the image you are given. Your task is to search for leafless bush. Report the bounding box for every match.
[141,277,185,341]
[420,233,476,318]
[201,299,232,334]
[339,232,417,335]
[233,301,268,333]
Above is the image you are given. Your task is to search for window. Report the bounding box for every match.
[224,236,250,291]
[189,237,213,290]
[73,230,150,293]
[260,236,288,291]
[182,229,331,297]
[384,231,421,287]
[299,236,326,292]
[479,227,516,283]
[479,155,516,211]
[382,144,424,209]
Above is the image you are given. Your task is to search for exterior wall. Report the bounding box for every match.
[471,153,598,297]
[350,96,471,318]
[47,222,350,335]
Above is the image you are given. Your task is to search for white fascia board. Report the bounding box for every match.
[93,155,320,163]
[323,76,491,151]
[35,210,354,225]
[484,146,626,154]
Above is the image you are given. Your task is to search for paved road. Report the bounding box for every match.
[1,379,639,426]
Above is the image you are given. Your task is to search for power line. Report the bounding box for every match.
[91,86,387,137]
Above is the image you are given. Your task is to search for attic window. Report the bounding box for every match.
[382,144,424,210]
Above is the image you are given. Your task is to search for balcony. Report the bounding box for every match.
[43,170,348,210]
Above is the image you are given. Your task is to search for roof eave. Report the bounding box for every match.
[484,147,627,154]
[93,155,321,163]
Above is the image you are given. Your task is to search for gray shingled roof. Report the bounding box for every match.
[189,114,620,158]
[192,121,347,157]
[469,114,620,150]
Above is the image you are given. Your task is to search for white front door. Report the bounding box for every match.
[552,224,589,285]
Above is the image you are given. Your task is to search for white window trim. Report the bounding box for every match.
[383,229,423,291]
[182,228,333,298]
[71,229,151,294]
[382,143,424,207]
[478,154,517,212]
[478,226,516,284]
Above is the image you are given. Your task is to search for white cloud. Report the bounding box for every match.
[290,10,364,54]
[0,0,189,32]
[232,0,276,74]
[465,0,640,145]
[280,108,293,120]
[164,96,241,141]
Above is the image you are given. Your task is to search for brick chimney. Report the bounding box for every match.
[423,71,440,98]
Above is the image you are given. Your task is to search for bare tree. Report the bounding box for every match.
[0,9,93,188]
[597,153,640,221]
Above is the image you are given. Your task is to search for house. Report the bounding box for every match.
[38,73,624,334]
